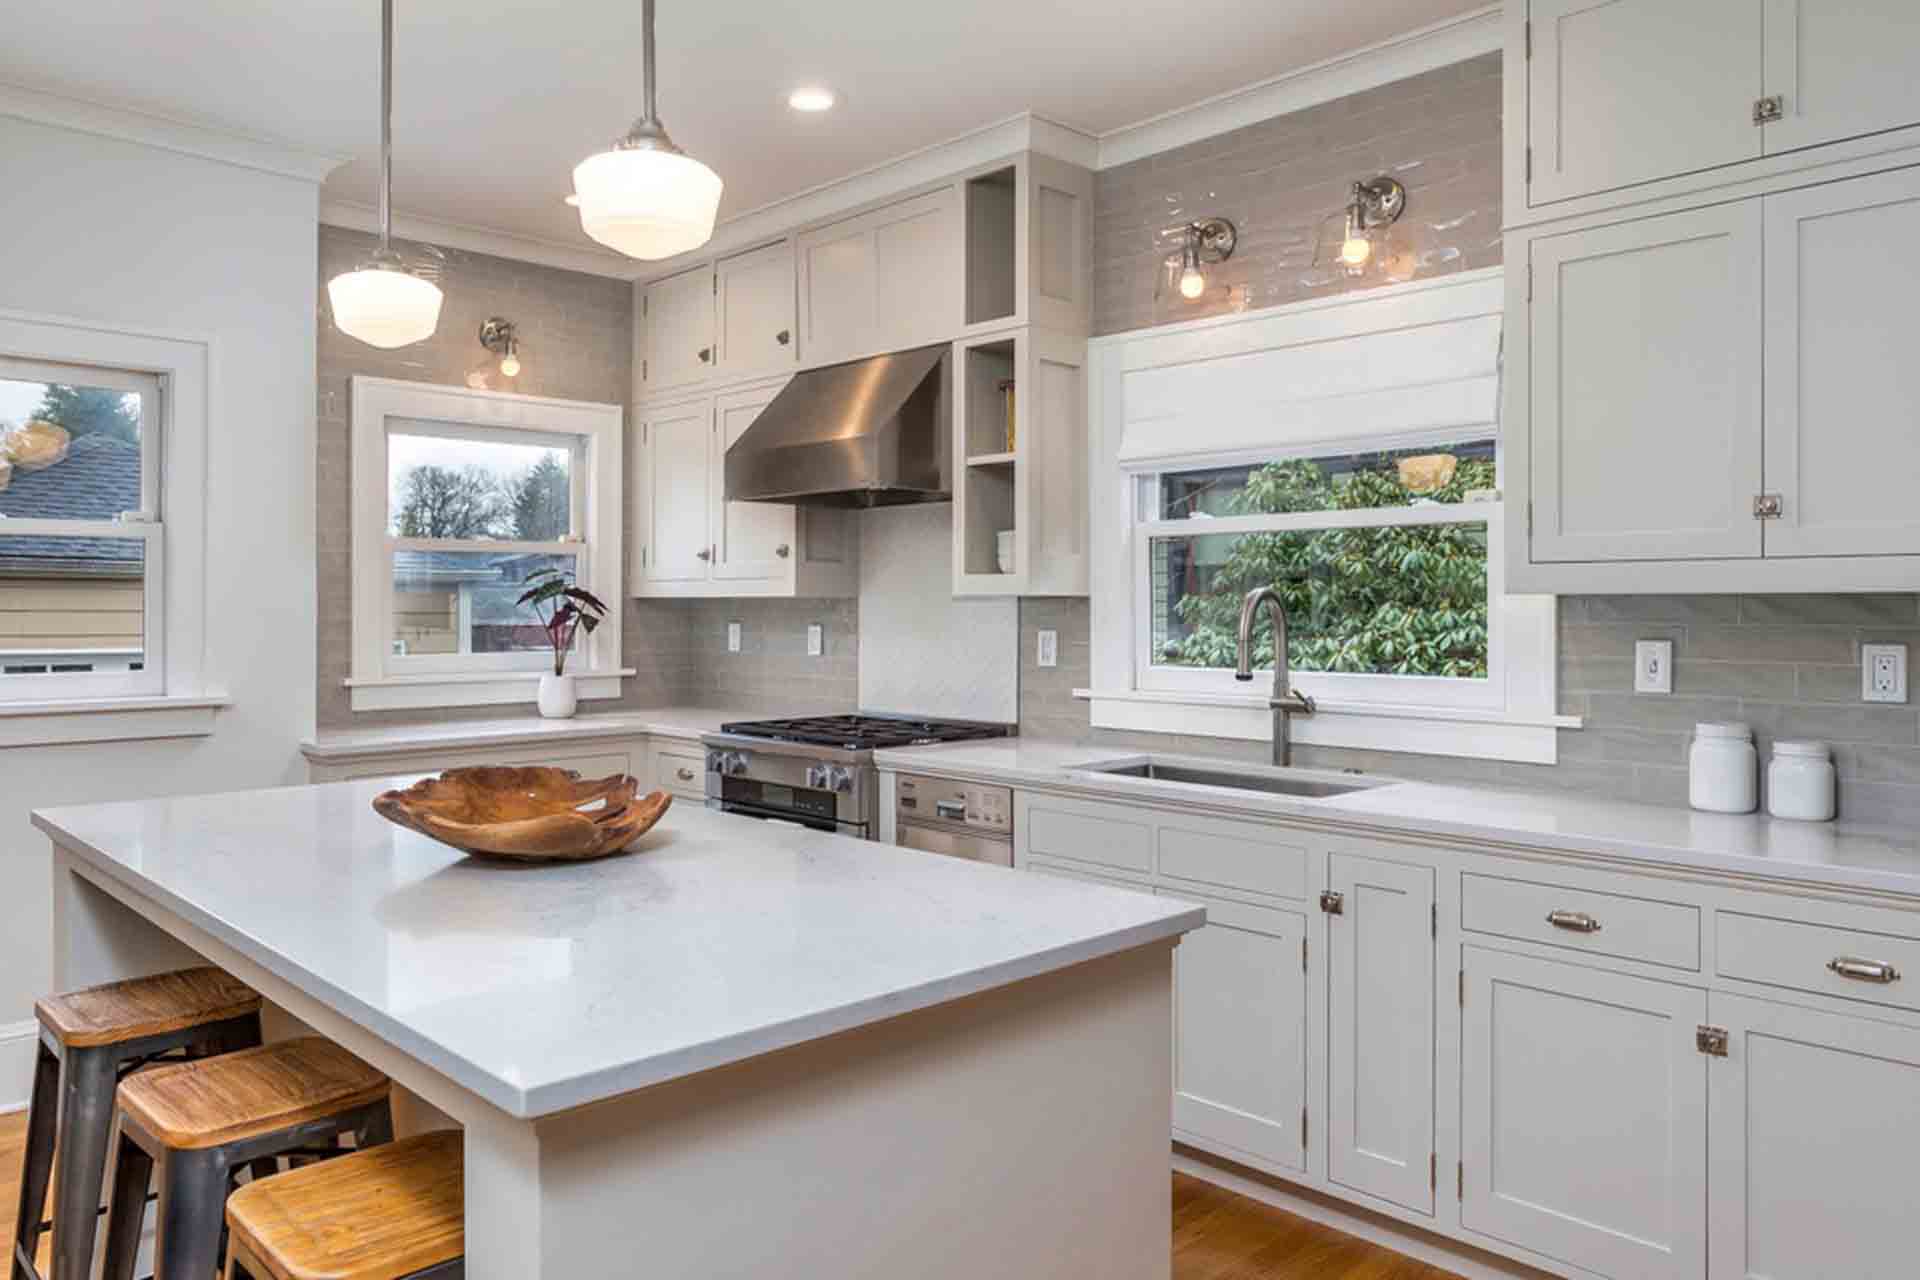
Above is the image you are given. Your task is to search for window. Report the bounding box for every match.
[349,379,625,711]
[0,356,163,700]
[1136,438,1501,709]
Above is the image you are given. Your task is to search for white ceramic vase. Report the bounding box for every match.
[537,672,578,719]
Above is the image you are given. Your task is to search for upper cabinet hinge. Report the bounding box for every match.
[643,358,649,382]
[1753,493,1783,520]
[1431,902,1438,939]
[1697,1025,1729,1058]
[1527,500,1535,537]
[1301,937,1308,973]
[1524,146,1532,184]
[1457,1160,1464,1200]
[1458,969,1466,1008]
[1430,1152,1437,1190]
[1523,19,1531,59]
[1525,263,1533,302]
[1301,1106,1308,1151]
[1753,95,1785,126]
[712,273,719,295]
[642,294,649,317]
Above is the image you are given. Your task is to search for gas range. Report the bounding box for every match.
[702,714,1012,838]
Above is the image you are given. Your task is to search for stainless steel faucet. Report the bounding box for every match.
[1235,585,1316,768]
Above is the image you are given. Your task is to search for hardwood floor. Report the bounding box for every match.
[0,1111,1456,1278]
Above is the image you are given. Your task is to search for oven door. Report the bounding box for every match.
[712,776,863,837]
[896,819,1013,867]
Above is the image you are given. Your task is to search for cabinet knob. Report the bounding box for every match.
[1752,95,1785,126]
[1546,910,1602,934]
[775,543,791,559]
[675,767,696,782]
[696,547,712,561]
[698,347,712,363]
[776,329,792,346]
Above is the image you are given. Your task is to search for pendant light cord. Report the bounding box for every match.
[379,0,394,251]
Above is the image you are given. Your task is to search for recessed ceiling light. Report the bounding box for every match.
[788,86,837,113]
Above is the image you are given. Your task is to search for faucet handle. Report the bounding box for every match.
[1292,688,1316,714]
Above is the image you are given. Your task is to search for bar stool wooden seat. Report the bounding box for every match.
[224,1131,464,1280]
[12,966,261,1280]
[100,1038,393,1280]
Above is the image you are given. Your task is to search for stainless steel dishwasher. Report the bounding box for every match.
[893,773,1013,866]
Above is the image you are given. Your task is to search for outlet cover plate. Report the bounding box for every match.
[807,623,824,657]
[1863,643,1908,703]
[726,621,742,654]
[1037,629,1058,669]
[1634,639,1673,694]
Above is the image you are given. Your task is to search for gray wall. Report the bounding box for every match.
[316,224,689,727]
[680,599,859,714]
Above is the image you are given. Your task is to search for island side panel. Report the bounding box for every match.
[529,941,1177,1279]
[52,842,207,992]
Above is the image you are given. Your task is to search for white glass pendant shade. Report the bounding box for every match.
[328,265,444,349]
[572,146,723,260]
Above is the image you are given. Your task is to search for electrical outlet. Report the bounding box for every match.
[1634,639,1673,694]
[1037,629,1058,669]
[807,623,824,657]
[726,621,741,654]
[1863,643,1908,704]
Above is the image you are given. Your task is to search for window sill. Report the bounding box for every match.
[0,694,230,748]
[346,670,635,713]
[1079,688,1580,766]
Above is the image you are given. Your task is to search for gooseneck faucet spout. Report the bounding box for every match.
[1235,585,1316,768]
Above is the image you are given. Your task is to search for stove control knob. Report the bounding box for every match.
[707,749,749,777]
[806,763,855,794]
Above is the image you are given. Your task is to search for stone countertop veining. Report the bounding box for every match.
[31,782,1200,1118]
[872,739,1920,900]
[299,707,768,761]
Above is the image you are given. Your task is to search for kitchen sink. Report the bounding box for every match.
[1071,756,1387,800]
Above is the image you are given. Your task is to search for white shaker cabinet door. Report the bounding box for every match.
[1161,891,1310,1175]
[1762,166,1920,558]
[797,187,958,367]
[710,383,796,584]
[642,265,716,392]
[637,401,712,585]
[1526,0,1761,205]
[1708,993,1920,1280]
[1461,949,1707,1280]
[1325,853,1433,1215]
[716,241,796,379]
[1760,0,1920,156]
[1528,202,1764,563]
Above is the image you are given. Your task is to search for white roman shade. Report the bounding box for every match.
[1114,275,1504,469]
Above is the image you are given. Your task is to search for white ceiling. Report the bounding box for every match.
[2,0,1489,255]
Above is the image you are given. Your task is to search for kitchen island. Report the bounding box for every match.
[33,780,1201,1279]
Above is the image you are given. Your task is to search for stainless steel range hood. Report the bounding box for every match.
[724,344,950,508]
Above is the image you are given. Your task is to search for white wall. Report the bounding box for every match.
[859,504,1018,723]
[0,115,322,1104]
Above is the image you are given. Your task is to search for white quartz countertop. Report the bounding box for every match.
[32,782,1200,1118]
[873,739,1920,899]
[299,707,760,761]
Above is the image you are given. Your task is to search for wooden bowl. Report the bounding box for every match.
[373,766,671,863]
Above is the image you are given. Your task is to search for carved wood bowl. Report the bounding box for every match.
[373,766,671,863]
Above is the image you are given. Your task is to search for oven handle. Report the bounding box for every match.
[718,798,859,836]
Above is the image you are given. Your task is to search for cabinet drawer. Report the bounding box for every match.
[653,747,708,800]
[1717,911,1920,1014]
[1022,796,1152,873]
[1157,819,1310,903]
[1463,874,1700,971]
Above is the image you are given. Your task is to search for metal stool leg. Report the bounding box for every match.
[8,1042,58,1280]
[152,1149,230,1280]
[96,1131,152,1280]
[354,1099,395,1150]
[49,1046,118,1280]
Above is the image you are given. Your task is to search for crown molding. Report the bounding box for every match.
[0,80,344,184]
[318,200,636,279]
[1095,4,1503,169]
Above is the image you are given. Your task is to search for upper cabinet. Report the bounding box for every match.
[640,264,716,393]
[798,187,961,367]
[1516,0,1920,214]
[639,241,798,395]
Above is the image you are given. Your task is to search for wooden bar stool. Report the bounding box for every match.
[99,1038,393,1280]
[224,1131,464,1280]
[12,966,262,1280]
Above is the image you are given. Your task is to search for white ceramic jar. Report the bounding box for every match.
[1768,740,1836,822]
[1689,722,1758,813]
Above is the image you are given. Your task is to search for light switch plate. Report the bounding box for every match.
[1634,639,1673,694]
[806,623,824,657]
[726,621,741,654]
[1037,629,1058,669]
[1863,643,1908,703]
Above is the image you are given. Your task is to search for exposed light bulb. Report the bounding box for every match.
[1178,264,1207,299]
[1340,234,1373,268]
[499,349,521,378]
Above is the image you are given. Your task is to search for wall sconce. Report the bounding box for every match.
[467,317,522,388]
[1168,217,1237,300]
[1338,177,1407,271]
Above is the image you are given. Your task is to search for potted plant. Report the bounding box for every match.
[517,567,610,719]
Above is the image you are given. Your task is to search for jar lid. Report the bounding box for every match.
[1694,721,1753,740]
[1773,740,1831,759]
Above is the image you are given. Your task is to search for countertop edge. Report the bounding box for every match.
[299,709,752,762]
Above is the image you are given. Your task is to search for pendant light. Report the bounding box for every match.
[327,0,443,349]
[571,0,723,260]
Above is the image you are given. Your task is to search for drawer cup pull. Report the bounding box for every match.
[1546,910,1602,934]
[1828,956,1900,984]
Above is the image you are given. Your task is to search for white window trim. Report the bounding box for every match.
[1084,269,1578,766]
[0,309,220,747]
[348,377,627,712]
